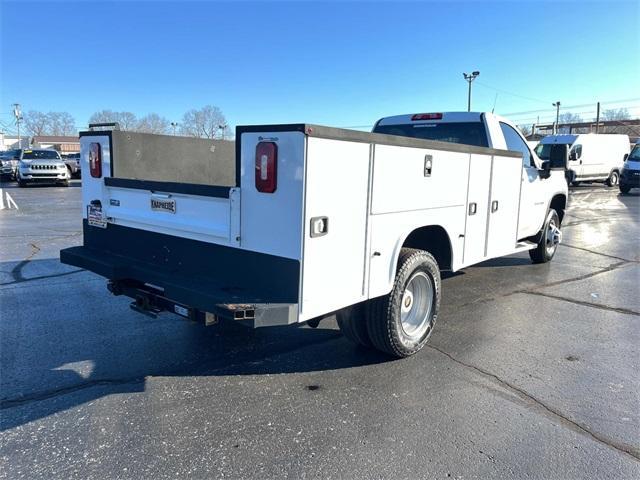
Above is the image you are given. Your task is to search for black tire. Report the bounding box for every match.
[336,302,371,347]
[605,170,619,187]
[18,179,26,188]
[367,248,440,358]
[529,209,561,264]
[619,184,631,194]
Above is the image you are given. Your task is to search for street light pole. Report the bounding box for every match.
[552,101,561,134]
[463,71,480,112]
[170,122,178,136]
[12,103,22,148]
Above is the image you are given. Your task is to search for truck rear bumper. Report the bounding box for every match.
[60,222,300,327]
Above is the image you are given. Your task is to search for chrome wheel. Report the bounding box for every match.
[545,217,562,256]
[400,271,434,340]
[609,171,619,186]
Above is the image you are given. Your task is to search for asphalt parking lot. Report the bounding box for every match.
[0,179,638,479]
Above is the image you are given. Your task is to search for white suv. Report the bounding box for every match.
[17,149,70,187]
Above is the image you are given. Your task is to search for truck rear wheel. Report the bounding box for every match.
[367,248,440,358]
[336,302,371,347]
[529,209,561,264]
[606,170,619,187]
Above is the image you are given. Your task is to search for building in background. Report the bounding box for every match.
[1,135,30,151]
[31,136,80,153]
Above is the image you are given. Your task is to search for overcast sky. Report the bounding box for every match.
[1,0,639,133]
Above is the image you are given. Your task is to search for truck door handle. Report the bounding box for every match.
[310,216,329,237]
[491,200,499,213]
[468,203,477,215]
[424,155,433,177]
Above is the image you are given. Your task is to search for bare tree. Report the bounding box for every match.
[23,110,77,136]
[180,105,227,138]
[518,124,532,137]
[88,110,138,130]
[559,112,583,124]
[558,112,583,134]
[48,112,76,136]
[600,108,631,134]
[601,108,630,121]
[137,113,170,134]
[23,110,49,136]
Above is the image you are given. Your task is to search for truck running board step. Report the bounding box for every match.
[513,241,537,253]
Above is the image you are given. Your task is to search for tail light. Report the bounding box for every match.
[89,142,102,178]
[411,113,443,121]
[255,141,277,193]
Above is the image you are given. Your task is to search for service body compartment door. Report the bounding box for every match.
[486,155,522,258]
[462,154,492,266]
[300,137,371,321]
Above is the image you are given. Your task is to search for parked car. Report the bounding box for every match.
[0,149,21,180]
[62,153,81,177]
[17,149,70,187]
[535,133,630,186]
[620,144,640,194]
[62,113,567,358]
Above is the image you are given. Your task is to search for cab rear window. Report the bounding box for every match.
[373,122,489,148]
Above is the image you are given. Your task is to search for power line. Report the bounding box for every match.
[503,98,640,118]
[475,81,549,105]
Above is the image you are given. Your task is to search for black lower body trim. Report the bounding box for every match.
[61,222,300,313]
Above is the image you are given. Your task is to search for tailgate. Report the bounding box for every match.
[102,177,240,246]
[80,130,240,247]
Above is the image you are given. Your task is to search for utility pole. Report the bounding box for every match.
[12,103,22,148]
[552,101,561,134]
[595,102,600,133]
[218,124,226,140]
[171,122,178,136]
[463,71,480,112]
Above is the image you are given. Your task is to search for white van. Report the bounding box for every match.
[535,134,630,186]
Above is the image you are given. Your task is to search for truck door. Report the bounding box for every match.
[498,122,546,239]
[569,143,584,179]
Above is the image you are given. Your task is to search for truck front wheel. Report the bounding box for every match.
[529,209,561,264]
[367,248,440,358]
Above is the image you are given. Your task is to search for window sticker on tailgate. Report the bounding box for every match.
[87,204,107,228]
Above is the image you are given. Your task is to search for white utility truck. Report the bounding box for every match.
[61,113,568,357]
[535,133,630,186]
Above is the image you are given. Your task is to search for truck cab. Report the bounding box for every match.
[372,112,567,240]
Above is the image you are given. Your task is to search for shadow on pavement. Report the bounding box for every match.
[1,260,391,429]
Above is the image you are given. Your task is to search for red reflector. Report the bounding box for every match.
[411,113,443,121]
[89,142,102,178]
[255,141,277,193]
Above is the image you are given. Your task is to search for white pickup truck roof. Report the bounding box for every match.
[375,112,484,126]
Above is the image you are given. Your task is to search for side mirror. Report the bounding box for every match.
[540,160,551,179]
[549,144,569,170]
[568,150,577,161]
